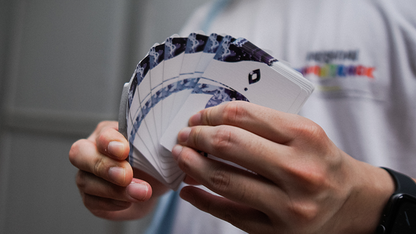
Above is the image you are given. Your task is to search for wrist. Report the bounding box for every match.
[338,161,395,234]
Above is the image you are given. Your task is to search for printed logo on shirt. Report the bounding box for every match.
[295,49,384,100]
[297,50,375,80]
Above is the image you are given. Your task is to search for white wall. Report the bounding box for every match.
[0,0,206,233]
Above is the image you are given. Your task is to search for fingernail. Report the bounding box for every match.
[172,144,183,161]
[178,127,191,143]
[127,182,148,201]
[108,141,125,158]
[189,112,202,126]
[108,167,125,184]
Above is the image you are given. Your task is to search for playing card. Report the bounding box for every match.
[166,32,208,128]
[126,55,161,177]
[120,32,314,190]
[127,52,180,185]
[130,35,189,188]
[148,43,178,167]
[149,43,165,142]
[160,35,187,133]
[160,36,314,152]
[194,33,224,76]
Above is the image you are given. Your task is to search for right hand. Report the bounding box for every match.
[69,121,169,220]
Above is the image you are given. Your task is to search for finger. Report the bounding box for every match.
[174,145,283,214]
[183,175,200,185]
[180,186,272,234]
[82,193,132,213]
[76,171,151,203]
[85,196,158,221]
[69,139,133,186]
[176,125,291,179]
[132,167,170,197]
[93,122,130,161]
[188,101,305,144]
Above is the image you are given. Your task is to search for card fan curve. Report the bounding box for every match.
[118,32,314,190]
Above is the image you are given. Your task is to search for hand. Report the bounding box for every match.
[69,121,169,220]
[172,101,395,234]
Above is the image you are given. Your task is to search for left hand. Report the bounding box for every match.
[172,101,394,234]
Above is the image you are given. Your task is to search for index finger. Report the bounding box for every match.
[91,121,130,161]
[188,101,305,144]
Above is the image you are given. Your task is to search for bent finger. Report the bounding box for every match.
[174,145,283,214]
[82,193,132,213]
[176,125,291,179]
[180,186,272,234]
[83,193,158,221]
[93,122,130,161]
[189,101,305,144]
[76,171,151,203]
[70,139,133,186]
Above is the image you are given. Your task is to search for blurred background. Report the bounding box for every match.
[0,0,206,233]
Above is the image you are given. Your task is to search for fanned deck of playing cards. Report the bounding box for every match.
[118,32,314,190]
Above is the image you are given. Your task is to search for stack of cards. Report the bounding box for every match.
[118,32,314,190]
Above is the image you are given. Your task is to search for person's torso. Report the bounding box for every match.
[169,1,416,233]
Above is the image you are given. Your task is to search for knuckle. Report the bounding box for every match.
[302,170,329,192]
[93,156,107,178]
[190,127,202,147]
[211,126,233,152]
[287,200,320,224]
[294,121,328,145]
[209,168,232,192]
[309,125,328,144]
[285,164,329,193]
[221,102,247,125]
[68,139,86,165]
[203,107,215,126]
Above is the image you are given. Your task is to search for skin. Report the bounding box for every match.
[172,101,395,233]
[69,121,169,220]
[69,101,397,233]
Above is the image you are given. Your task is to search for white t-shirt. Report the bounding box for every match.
[146,0,416,233]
